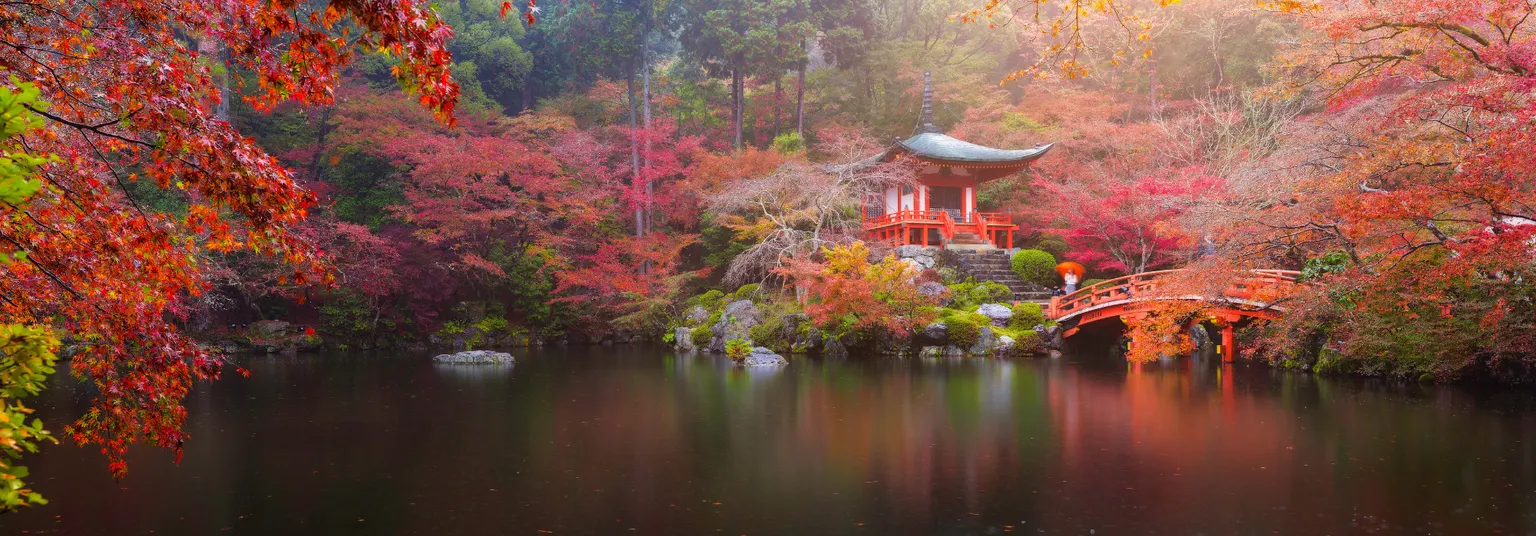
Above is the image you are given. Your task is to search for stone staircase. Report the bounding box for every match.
[953,249,1053,301]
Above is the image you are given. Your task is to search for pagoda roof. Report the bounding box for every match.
[892,133,1054,165]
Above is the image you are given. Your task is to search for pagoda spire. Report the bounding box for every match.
[918,70,940,134]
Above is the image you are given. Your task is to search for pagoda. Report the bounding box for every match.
[862,71,1053,249]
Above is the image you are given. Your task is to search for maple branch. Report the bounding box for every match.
[0,231,85,300]
[25,105,153,148]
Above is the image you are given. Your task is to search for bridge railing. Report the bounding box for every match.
[1046,269,1301,321]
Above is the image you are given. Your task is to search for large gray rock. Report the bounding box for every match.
[917,281,948,299]
[709,300,764,353]
[433,350,515,364]
[674,327,696,352]
[251,320,291,337]
[916,322,948,346]
[994,335,1018,357]
[791,327,822,354]
[1189,324,1212,349]
[895,245,938,269]
[969,326,997,355]
[738,347,788,367]
[684,305,711,326]
[1034,324,1065,351]
[976,304,1013,327]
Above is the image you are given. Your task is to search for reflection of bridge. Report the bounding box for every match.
[1044,269,1302,363]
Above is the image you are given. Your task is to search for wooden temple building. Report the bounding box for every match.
[863,72,1053,249]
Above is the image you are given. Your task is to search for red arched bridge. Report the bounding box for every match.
[1044,269,1303,363]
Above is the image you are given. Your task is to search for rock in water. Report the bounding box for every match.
[968,326,997,355]
[916,322,949,346]
[432,350,515,364]
[674,327,696,352]
[976,303,1013,327]
[709,300,764,353]
[738,347,788,367]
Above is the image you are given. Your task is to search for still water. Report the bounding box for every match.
[6,346,1536,535]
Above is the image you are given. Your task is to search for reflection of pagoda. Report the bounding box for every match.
[863,71,1053,249]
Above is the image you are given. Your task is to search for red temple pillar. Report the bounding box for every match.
[1221,323,1235,364]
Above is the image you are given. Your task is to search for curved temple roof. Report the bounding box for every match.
[894,133,1054,165]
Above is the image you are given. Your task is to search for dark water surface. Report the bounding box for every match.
[6,347,1536,535]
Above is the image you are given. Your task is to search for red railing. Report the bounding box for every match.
[862,208,947,228]
[1046,269,1302,321]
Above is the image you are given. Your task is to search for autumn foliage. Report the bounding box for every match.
[0,0,463,476]
[778,242,941,338]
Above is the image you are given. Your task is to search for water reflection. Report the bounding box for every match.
[6,347,1536,535]
[432,362,516,382]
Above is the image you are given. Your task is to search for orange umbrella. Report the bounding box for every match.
[1056,262,1086,279]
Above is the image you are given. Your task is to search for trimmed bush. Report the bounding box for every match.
[940,309,990,348]
[1080,278,1107,289]
[730,283,762,302]
[1010,249,1057,285]
[1010,302,1044,330]
[946,315,980,348]
[948,281,1014,310]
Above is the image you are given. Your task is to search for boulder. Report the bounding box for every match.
[916,281,948,300]
[916,322,948,346]
[737,346,788,367]
[968,326,997,355]
[250,320,291,337]
[976,304,1013,327]
[780,314,809,341]
[791,327,822,354]
[1189,324,1212,349]
[1034,324,1065,351]
[684,305,711,326]
[674,327,696,352]
[433,350,515,364]
[708,300,764,353]
[823,336,849,359]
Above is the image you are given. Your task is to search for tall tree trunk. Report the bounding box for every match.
[732,69,742,151]
[306,106,334,182]
[522,72,533,112]
[773,77,781,140]
[796,61,806,137]
[198,38,229,121]
[628,69,643,238]
[642,44,653,235]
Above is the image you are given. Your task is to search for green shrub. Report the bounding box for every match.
[1010,249,1057,285]
[1010,302,1044,330]
[473,315,509,334]
[662,331,676,344]
[948,281,1014,310]
[725,338,753,360]
[1080,278,1107,288]
[771,132,806,154]
[730,283,762,302]
[689,290,726,310]
[691,326,714,346]
[940,309,988,348]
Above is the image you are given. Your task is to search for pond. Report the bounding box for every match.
[5,346,1536,535]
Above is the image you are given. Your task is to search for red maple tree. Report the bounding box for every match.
[1,0,462,475]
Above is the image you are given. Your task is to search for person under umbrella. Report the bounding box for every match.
[1056,262,1086,294]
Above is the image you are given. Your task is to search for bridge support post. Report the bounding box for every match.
[1220,324,1235,364]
